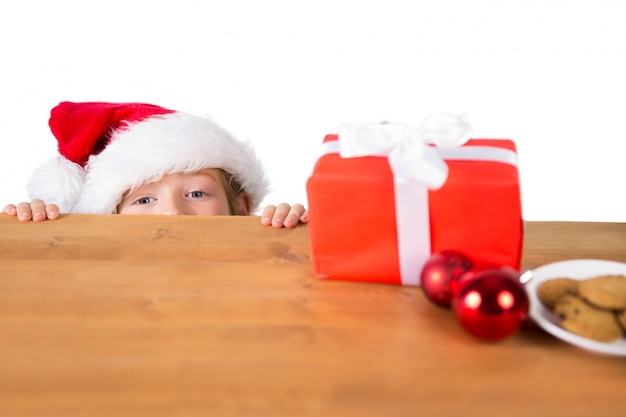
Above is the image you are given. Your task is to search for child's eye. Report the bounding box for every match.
[187,191,206,199]
[134,197,154,205]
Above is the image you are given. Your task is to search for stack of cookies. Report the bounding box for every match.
[537,275,626,342]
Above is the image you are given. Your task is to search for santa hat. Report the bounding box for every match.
[27,101,269,214]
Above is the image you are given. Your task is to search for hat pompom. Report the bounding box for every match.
[26,156,86,213]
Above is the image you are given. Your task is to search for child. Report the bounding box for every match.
[2,101,307,228]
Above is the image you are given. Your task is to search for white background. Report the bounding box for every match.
[1,0,624,221]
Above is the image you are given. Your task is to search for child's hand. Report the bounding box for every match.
[2,199,60,222]
[261,203,308,228]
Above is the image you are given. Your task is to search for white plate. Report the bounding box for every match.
[526,259,626,356]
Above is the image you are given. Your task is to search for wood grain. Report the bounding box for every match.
[522,221,626,269]
[1,214,625,417]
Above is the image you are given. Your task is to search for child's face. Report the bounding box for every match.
[117,169,244,216]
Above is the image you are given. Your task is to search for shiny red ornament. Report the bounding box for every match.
[420,251,474,308]
[452,268,529,341]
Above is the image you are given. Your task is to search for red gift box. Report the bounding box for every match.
[306,133,523,286]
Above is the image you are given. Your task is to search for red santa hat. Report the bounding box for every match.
[27,101,269,214]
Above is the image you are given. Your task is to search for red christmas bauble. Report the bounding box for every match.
[452,268,529,341]
[420,251,474,308]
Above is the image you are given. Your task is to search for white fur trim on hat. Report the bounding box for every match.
[28,112,270,214]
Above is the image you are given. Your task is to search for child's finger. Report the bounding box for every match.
[15,202,34,221]
[261,205,277,225]
[271,203,292,227]
[29,199,48,222]
[283,204,306,228]
[2,204,17,216]
[45,204,60,220]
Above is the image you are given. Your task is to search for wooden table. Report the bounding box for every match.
[1,215,625,417]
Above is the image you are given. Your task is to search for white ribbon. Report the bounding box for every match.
[326,114,516,286]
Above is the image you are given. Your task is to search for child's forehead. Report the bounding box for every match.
[162,168,225,181]
[124,168,226,194]
[183,168,224,178]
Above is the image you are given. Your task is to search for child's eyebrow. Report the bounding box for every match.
[122,183,156,198]
[192,169,221,180]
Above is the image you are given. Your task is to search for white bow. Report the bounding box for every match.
[337,113,472,190]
